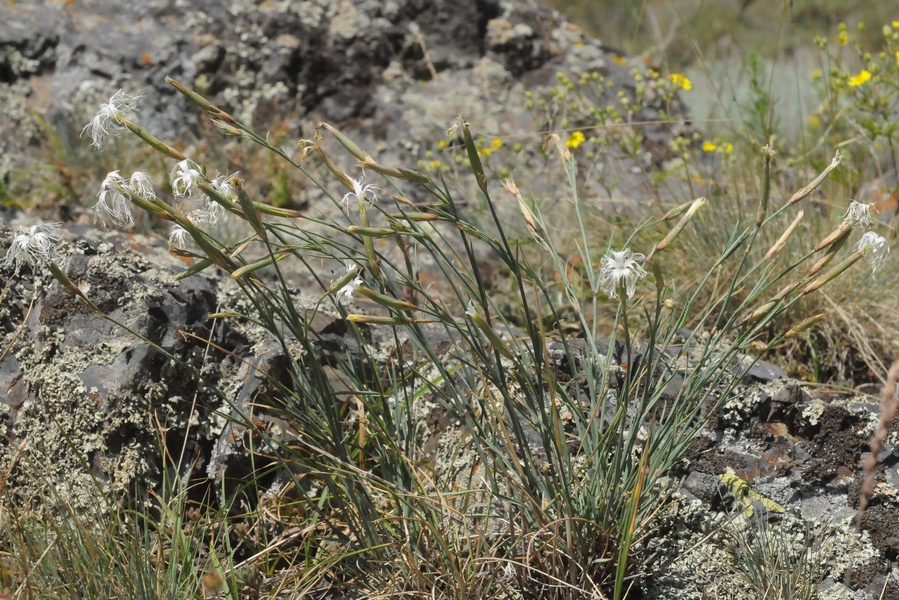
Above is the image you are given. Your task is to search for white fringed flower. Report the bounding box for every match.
[128,171,157,200]
[201,201,226,226]
[94,170,134,227]
[171,160,203,198]
[93,170,156,227]
[856,231,890,276]
[599,248,647,299]
[186,202,225,227]
[843,200,876,228]
[336,262,363,301]
[341,175,380,208]
[168,225,190,250]
[5,223,63,269]
[211,172,239,201]
[81,90,142,150]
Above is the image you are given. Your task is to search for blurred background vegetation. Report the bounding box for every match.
[546,0,896,141]
[536,0,899,385]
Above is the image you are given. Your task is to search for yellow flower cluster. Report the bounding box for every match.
[669,73,692,90]
[702,140,733,154]
[565,130,586,149]
[848,69,872,86]
[476,137,503,157]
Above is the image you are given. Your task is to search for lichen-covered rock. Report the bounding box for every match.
[0,0,691,210]
[0,223,233,511]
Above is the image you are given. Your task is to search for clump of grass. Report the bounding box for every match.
[3,72,890,600]
[525,47,898,385]
[722,514,830,600]
[0,443,241,600]
[523,6,899,386]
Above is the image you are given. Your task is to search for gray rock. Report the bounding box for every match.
[736,357,788,383]
[0,225,228,510]
[680,471,722,504]
[0,0,691,211]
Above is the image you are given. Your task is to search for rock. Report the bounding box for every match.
[680,471,722,505]
[0,0,691,210]
[0,224,229,511]
[0,353,29,408]
[739,357,788,383]
[858,169,899,220]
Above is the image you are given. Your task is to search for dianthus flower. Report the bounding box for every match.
[200,172,240,226]
[843,200,876,228]
[336,262,363,301]
[198,202,226,227]
[168,225,190,250]
[94,171,134,227]
[211,172,239,201]
[599,248,647,299]
[92,170,155,227]
[4,223,63,269]
[341,175,379,208]
[856,231,889,276]
[81,90,142,150]
[128,171,157,201]
[171,160,204,198]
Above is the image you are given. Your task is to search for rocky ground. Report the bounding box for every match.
[2,0,898,597]
[3,215,898,598]
[1,0,691,209]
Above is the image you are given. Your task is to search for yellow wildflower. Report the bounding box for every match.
[838,32,848,44]
[896,50,899,64]
[811,69,823,80]
[430,160,441,169]
[721,142,733,154]
[565,130,586,149]
[669,73,692,90]
[438,139,448,149]
[893,20,899,27]
[807,115,822,128]
[491,138,502,149]
[482,148,493,157]
[702,141,717,152]
[848,69,872,86]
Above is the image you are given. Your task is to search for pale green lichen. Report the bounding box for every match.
[818,584,861,600]
[843,396,881,440]
[0,236,234,514]
[331,0,371,39]
[803,398,826,426]
[641,489,878,598]
[0,61,42,175]
[182,9,213,29]
[642,496,755,598]
[824,519,880,577]
[720,383,768,425]
[276,0,335,27]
